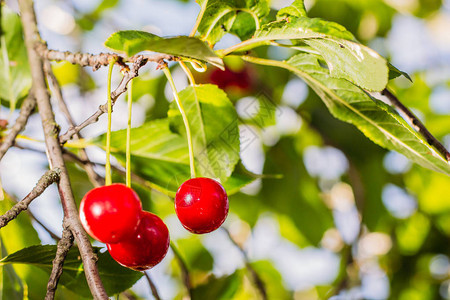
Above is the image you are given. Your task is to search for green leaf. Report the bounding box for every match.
[224,17,355,54]
[276,0,307,20]
[388,63,412,82]
[0,239,24,300]
[173,237,213,271]
[191,270,243,300]
[0,194,47,298]
[168,84,240,182]
[196,0,270,45]
[0,4,32,109]
[0,245,143,298]
[104,31,224,69]
[253,53,450,175]
[95,118,255,196]
[304,38,388,91]
[224,17,388,91]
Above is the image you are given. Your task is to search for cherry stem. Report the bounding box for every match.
[179,61,196,86]
[126,79,133,188]
[105,58,117,186]
[162,67,196,178]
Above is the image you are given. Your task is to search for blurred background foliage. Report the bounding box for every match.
[1,0,450,299]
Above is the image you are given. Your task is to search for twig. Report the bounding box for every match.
[381,88,450,161]
[45,223,74,299]
[43,60,104,187]
[58,56,148,145]
[170,242,192,299]
[36,43,173,71]
[0,168,61,228]
[18,0,108,298]
[0,94,36,160]
[144,272,162,300]
[222,228,267,300]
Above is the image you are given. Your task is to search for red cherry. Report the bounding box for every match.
[175,177,229,234]
[107,211,170,270]
[79,184,142,244]
[209,67,252,92]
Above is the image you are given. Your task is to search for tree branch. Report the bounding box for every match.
[0,168,61,228]
[45,224,74,300]
[58,56,148,144]
[381,88,450,161]
[36,43,173,71]
[17,0,108,298]
[144,272,162,300]
[0,94,36,161]
[222,228,267,300]
[43,60,104,187]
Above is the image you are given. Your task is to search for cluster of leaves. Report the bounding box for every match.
[1,0,449,298]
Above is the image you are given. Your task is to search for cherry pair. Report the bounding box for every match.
[79,177,229,270]
[79,184,169,270]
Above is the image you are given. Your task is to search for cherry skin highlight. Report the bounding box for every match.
[79,183,142,244]
[106,211,170,270]
[175,177,229,234]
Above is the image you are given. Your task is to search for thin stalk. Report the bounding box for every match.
[219,39,262,57]
[105,58,117,186]
[179,61,196,86]
[126,80,133,187]
[162,67,196,178]
[190,1,208,37]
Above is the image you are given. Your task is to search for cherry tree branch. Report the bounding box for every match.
[17,0,108,298]
[0,168,61,228]
[36,44,173,71]
[380,88,450,161]
[43,60,104,187]
[45,224,74,299]
[58,56,148,144]
[0,94,36,160]
[222,228,267,300]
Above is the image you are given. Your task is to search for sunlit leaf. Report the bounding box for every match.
[276,0,307,19]
[279,53,450,175]
[168,84,240,182]
[196,0,270,45]
[228,17,388,91]
[0,4,31,109]
[104,31,224,69]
